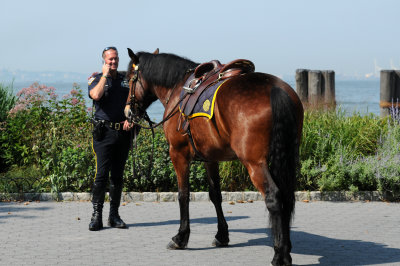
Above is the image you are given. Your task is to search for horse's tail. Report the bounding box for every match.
[268,86,300,224]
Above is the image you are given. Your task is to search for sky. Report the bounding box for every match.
[1,0,400,81]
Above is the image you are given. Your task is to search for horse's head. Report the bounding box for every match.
[124,48,159,123]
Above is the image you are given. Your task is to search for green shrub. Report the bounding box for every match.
[1,82,400,197]
[0,165,44,193]
[299,108,388,191]
[0,83,93,194]
[0,82,16,122]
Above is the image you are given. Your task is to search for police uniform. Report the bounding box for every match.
[88,72,131,231]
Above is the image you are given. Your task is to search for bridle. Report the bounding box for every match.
[127,64,155,182]
[128,64,146,124]
[127,66,190,130]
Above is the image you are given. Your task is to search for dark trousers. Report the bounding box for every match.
[92,127,131,202]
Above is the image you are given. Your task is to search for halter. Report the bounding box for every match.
[128,64,146,124]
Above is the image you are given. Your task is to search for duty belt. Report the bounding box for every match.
[105,121,123,131]
[94,119,123,131]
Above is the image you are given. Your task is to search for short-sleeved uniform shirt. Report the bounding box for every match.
[88,72,129,122]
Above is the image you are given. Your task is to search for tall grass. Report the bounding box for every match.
[0,82,16,122]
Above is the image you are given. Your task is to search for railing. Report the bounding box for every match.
[0,176,44,201]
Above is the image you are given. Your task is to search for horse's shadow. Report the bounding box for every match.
[129,216,400,265]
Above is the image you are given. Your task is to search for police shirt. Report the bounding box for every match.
[88,72,129,122]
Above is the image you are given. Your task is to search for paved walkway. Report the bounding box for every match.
[1,200,399,265]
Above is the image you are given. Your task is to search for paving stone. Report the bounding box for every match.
[295,191,309,201]
[193,192,209,201]
[243,191,262,201]
[39,193,54,201]
[309,191,322,201]
[143,192,158,202]
[228,192,243,201]
[159,192,176,202]
[60,192,74,201]
[1,201,399,265]
[123,192,142,202]
[76,192,91,201]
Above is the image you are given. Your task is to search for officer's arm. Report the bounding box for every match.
[89,76,107,101]
[90,62,111,101]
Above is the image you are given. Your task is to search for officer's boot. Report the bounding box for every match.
[108,183,127,228]
[89,183,106,231]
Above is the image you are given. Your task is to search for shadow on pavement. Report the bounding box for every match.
[129,216,249,227]
[0,202,52,222]
[229,228,400,265]
[130,215,400,265]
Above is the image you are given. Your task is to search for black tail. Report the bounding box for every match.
[269,86,300,223]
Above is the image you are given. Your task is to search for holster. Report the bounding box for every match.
[92,119,105,141]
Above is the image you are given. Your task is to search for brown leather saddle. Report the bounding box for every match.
[178,59,255,132]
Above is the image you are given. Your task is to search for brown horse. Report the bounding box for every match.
[125,48,303,266]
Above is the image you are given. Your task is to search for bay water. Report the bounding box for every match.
[12,79,381,122]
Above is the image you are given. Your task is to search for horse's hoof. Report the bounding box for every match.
[212,238,229,247]
[167,240,186,250]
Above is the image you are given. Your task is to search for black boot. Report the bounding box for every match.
[108,183,127,228]
[89,202,103,231]
[89,183,105,231]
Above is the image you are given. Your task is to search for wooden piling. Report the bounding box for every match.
[323,70,335,106]
[308,70,322,106]
[380,70,399,116]
[295,69,308,103]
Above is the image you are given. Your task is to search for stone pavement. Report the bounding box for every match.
[1,200,399,265]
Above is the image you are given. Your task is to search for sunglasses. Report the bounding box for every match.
[102,46,117,55]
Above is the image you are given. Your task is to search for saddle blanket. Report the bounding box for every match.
[179,79,227,119]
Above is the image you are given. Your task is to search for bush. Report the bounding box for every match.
[299,108,388,191]
[1,81,400,198]
[0,82,94,194]
[0,165,43,194]
[0,83,17,171]
[0,82,16,122]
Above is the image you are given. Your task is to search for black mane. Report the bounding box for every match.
[128,52,199,88]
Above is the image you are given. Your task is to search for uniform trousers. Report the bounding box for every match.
[92,126,131,203]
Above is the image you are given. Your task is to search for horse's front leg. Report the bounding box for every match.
[167,146,191,250]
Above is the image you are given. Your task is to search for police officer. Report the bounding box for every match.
[88,46,132,231]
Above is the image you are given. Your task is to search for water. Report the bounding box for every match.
[11,79,381,121]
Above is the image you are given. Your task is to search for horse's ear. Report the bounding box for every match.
[153,48,159,54]
[127,48,139,63]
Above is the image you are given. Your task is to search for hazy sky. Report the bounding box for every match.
[1,0,399,79]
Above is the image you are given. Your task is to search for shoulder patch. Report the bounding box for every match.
[88,77,95,85]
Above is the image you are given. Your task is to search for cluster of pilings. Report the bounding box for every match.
[295,69,335,108]
[294,69,400,116]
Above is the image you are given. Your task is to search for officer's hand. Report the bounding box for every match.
[102,62,111,77]
[123,120,134,131]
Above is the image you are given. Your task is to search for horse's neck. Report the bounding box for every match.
[154,83,182,109]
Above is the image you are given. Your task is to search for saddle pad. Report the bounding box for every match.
[179,79,227,119]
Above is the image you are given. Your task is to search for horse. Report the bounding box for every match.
[125,48,303,266]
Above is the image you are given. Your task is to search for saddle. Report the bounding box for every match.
[179,59,255,132]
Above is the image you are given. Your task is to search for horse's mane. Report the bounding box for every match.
[128,52,199,88]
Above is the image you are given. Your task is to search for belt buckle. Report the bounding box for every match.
[115,123,121,130]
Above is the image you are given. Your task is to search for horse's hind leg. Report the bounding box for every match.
[204,162,229,247]
[244,161,292,266]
